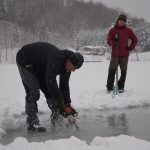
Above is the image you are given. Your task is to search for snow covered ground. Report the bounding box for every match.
[0,52,150,149]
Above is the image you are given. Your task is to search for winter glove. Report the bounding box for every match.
[126,46,133,51]
[62,103,78,118]
[47,98,78,118]
[58,98,65,110]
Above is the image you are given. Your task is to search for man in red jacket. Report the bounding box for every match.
[106,14,137,93]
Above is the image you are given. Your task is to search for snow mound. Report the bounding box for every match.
[0,135,150,150]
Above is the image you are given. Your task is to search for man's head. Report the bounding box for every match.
[117,14,127,26]
[65,52,84,72]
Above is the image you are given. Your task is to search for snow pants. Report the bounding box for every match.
[17,63,60,126]
[106,56,129,90]
[17,63,41,125]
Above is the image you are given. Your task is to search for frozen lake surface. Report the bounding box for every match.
[1,106,150,145]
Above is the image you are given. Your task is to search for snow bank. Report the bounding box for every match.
[0,135,150,150]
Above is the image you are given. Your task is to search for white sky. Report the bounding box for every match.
[82,0,150,23]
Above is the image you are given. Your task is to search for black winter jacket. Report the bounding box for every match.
[16,42,75,103]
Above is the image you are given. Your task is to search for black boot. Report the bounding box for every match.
[27,123,46,132]
[106,69,116,92]
[26,102,46,132]
[27,115,46,132]
[118,70,127,92]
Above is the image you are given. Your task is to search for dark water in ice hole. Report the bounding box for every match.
[1,106,150,145]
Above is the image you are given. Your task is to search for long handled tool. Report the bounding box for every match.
[113,33,119,97]
[135,50,139,61]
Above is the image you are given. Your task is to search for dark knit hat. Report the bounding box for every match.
[118,14,127,22]
[68,52,84,69]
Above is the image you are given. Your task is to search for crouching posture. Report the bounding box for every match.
[16,42,84,132]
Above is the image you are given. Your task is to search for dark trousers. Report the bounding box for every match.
[17,63,41,125]
[17,63,61,125]
[106,56,128,90]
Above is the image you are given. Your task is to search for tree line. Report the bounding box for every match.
[0,0,149,63]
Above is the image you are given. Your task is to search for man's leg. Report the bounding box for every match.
[106,56,117,91]
[118,57,129,92]
[17,64,46,132]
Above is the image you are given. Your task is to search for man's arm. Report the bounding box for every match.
[107,29,114,47]
[59,72,71,104]
[45,60,63,101]
[129,29,138,50]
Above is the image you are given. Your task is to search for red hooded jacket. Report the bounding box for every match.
[107,24,137,56]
